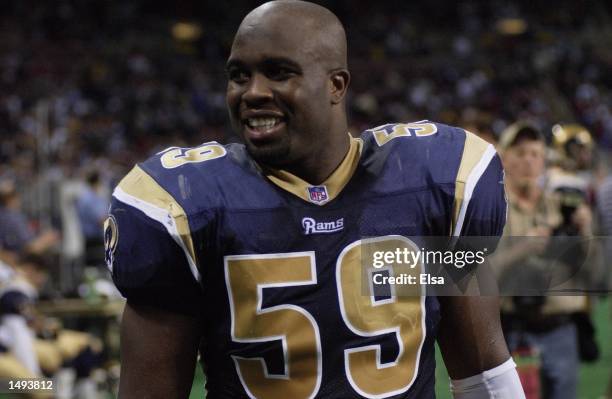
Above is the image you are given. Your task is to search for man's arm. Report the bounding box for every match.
[442,139,509,377]
[440,140,524,397]
[437,296,525,398]
[437,296,508,379]
[119,301,202,399]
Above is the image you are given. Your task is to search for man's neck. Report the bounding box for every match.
[284,131,351,185]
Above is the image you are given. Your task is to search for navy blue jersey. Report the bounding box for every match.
[106,121,506,399]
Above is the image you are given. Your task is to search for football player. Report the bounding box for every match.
[108,1,525,398]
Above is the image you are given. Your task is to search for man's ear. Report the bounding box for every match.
[329,69,350,104]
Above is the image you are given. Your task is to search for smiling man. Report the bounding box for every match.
[108,1,525,398]
[225,1,350,185]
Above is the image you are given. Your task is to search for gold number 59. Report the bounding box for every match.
[224,236,425,399]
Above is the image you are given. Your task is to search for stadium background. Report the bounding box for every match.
[0,0,610,398]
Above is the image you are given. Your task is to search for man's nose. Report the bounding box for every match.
[243,73,273,105]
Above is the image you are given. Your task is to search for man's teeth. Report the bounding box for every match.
[248,117,281,129]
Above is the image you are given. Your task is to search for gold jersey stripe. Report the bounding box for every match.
[451,131,491,235]
[117,165,198,274]
[264,135,363,205]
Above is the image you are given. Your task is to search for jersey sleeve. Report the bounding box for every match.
[105,167,203,316]
[458,154,506,237]
[451,132,507,251]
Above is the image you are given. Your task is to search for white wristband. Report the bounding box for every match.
[450,358,526,399]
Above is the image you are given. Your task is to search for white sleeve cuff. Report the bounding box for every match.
[450,358,526,399]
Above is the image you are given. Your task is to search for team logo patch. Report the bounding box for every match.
[103,215,119,271]
[302,217,344,235]
[307,185,329,205]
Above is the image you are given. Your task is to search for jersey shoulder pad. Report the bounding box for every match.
[362,120,494,185]
[133,141,276,211]
[106,193,203,315]
[110,161,202,278]
[138,140,230,189]
[363,120,471,153]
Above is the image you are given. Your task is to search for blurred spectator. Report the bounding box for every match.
[0,253,52,378]
[76,170,109,266]
[597,176,612,288]
[547,124,600,200]
[0,256,40,378]
[0,181,60,258]
[492,122,593,399]
[0,253,104,398]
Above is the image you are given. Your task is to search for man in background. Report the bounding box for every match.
[0,181,60,260]
[76,170,109,266]
[493,122,593,399]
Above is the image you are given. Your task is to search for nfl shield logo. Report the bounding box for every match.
[307,185,329,205]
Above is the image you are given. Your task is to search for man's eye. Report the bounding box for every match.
[268,67,295,81]
[228,69,249,83]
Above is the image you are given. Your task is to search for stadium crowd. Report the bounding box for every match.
[0,0,610,398]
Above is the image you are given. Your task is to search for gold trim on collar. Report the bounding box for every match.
[264,136,363,205]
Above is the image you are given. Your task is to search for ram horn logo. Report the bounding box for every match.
[104,215,119,271]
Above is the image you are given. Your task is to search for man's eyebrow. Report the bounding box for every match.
[261,57,301,68]
[226,57,302,71]
[225,59,244,71]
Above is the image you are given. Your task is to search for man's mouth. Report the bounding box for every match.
[242,116,286,142]
[246,117,282,131]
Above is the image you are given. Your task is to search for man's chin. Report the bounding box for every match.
[245,140,292,168]
[516,178,539,190]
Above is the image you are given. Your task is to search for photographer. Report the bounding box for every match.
[492,122,593,399]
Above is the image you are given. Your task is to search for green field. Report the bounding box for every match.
[191,298,611,398]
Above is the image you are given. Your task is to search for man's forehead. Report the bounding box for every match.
[238,1,318,34]
[508,139,545,153]
[233,24,300,48]
[229,24,318,63]
[229,1,346,69]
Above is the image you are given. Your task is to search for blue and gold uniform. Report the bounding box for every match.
[106,121,506,399]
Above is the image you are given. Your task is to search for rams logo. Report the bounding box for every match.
[104,215,118,271]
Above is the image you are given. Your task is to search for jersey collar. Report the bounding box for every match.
[263,135,363,206]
